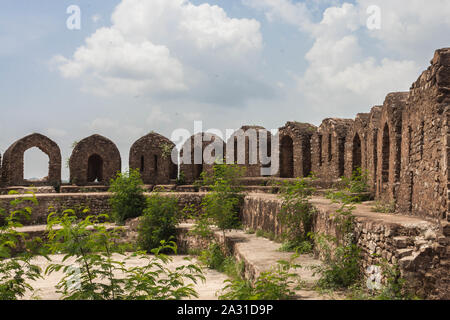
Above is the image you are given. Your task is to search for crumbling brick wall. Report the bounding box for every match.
[69,134,121,186]
[311,118,354,181]
[376,92,408,204]
[129,132,177,185]
[345,113,369,178]
[277,122,316,178]
[1,133,61,187]
[397,48,450,220]
[226,125,272,177]
[180,132,224,183]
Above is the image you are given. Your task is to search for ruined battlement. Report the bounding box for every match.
[0,48,449,221]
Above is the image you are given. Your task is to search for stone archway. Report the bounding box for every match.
[129,132,177,185]
[69,134,121,185]
[280,135,294,178]
[302,137,312,177]
[1,133,61,186]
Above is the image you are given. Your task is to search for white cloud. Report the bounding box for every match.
[56,27,186,96]
[54,0,263,100]
[243,0,426,115]
[357,0,450,59]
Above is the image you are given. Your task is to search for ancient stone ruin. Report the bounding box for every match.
[0,48,449,299]
[1,133,61,186]
[129,132,178,185]
[69,134,121,185]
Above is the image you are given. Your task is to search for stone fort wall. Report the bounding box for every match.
[0,48,449,221]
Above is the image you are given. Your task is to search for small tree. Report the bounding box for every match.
[277,178,315,251]
[45,210,204,300]
[0,191,43,300]
[200,163,245,238]
[108,169,147,224]
[137,193,180,252]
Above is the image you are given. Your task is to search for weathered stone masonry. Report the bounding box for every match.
[69,134,121,185]
[129,132,177,185]
[1,133,61,186]
[0,48,449,220]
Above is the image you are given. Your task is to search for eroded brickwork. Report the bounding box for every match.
[376,92,408,203]
[0,48,448,221]
[129,132,177,185]
[311,118,354,181]
[1,133,61,186]
[180,132,225,183]
[397,48,450,220]
[226,125,272,177]
[344,113,369,178]
[366,106,382,192]
[278,122,317,178]
[69,134,121,185]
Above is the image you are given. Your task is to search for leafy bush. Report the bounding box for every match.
[218,257,302,300]
[196,163,245,238]
[326,168,371,203]
[0,191,43,300]
[137,193,180,253]
[176,171,186,186]
[108,169,147,224]
[198,242,243,279]
[277,178,315,250]
[344,168,370,194]
[312,233,361,290]
[311,199,361,290]
[349,260,419,300]
[45,210,204,300]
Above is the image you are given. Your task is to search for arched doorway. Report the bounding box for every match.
[382,124,390,184]
[302,137,312,177]
[87,154,103,183]
[352,133,362,173]
[280,135,294,178]
[24,147,50,182]
[193,164,203,180]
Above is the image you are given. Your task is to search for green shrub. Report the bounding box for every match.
[199,242,226,270]
[277,178,315,247]
[311,200,361,290]
[327,168,371,203]
[176,171,186,186]
[349,260,419,300]
[218,257,302,300]
[279,240,313,254]
[109,169,147,224]
[312,235,361,290]
[137,193,180,252]
[196,163,245,238]
[0,191,43,300]
[45,210,204,300]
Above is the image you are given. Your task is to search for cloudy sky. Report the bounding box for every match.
[1,0,449,180]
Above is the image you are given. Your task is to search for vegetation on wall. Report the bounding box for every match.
[137,192,180,253]
[311,196,361,290]
[218,255,303,300]
[277,178,316,253]
[45,210,204,300]
[108,169,147,224]
[326,168,371,203]
[0,191,44,300]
